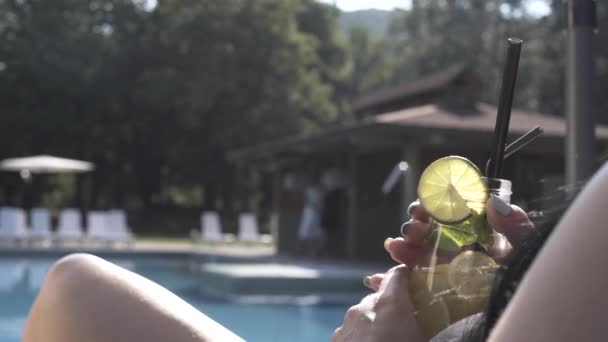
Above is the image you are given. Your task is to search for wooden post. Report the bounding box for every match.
[402,145,420,220]
[271,169,281,246]
[346,151,358,259]
[566,0,597,186]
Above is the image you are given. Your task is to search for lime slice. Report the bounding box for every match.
[417,156,488,224]
[447,251,498,297]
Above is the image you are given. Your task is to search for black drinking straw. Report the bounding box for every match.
[485,126,544,175]
[503,126,543,159]
[487,38,523,178]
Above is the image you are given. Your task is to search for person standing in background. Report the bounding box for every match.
[320,168,348,258]
[296,184,324,258]
[320,187,347,258]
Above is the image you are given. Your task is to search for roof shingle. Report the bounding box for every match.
[373,103,608,138]
[352,64,475,113]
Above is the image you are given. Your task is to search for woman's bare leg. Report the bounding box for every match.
[490,162,608,341]
[23,253,244,342]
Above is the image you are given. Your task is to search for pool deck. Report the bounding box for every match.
[136,240,278,257]
[0,240,276,257]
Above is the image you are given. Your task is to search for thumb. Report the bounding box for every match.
[374,266,427,342]
[486,195,534,248]
[376,265,414,310]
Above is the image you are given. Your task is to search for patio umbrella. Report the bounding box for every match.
[0,155,94,208]
[0,155,94,174]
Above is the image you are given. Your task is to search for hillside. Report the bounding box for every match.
[338,9,394,37]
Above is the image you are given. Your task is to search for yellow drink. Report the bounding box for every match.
[412,166,511,338]
[410,261,499,338]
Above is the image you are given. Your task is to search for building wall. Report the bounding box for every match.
[352,149,404,260]
[276,208,302,254]
[273,145,565,259]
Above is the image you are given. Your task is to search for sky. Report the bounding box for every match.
[318,0,552,17]
[143,0,552,18]
[319,0,411,11]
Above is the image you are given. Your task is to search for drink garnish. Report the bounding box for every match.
[417,156,489,224]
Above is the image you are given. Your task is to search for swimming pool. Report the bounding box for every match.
[0,255,363,342]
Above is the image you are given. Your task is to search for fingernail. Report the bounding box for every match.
[363,276,373,290]
[491,194,512,216]
[400,221,411,237]
[407,200,420,217]
[384,238,394,250]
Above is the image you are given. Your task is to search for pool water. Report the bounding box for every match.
[0,257,355,342]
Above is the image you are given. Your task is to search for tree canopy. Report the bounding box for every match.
[0,0,604,234]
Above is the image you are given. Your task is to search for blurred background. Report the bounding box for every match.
[0,0,605,246]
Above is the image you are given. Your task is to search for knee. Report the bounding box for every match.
[25,254,107,339]
[45,253,104,289]
[35,253,122,319]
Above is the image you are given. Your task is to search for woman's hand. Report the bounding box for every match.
[388,196,535,268]
[362,196,534,292]
[332,266,426,342]
[333,196,535,342]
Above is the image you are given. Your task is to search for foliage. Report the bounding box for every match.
[0,0,606,234]
[349,0,605,122]
[339,9,394,37]
[0,0,344,219]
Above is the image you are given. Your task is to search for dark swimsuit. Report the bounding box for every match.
[431,313,483,342]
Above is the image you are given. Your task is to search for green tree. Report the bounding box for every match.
[147,0,346,211]
[358,0,564,114]
[342,26,394,102]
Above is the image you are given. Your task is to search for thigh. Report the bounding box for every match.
[23,254,244,342]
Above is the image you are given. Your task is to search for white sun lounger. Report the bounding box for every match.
[106,209,134,246]
[192,211,235,243]
[0,207,28,243]
[87,210,133,246]
[238,212,261,242]
[237,213,273,243]
[29,208,52,244]
[200,211,224,242]
[86,210,109,243]
[55,208,84,244]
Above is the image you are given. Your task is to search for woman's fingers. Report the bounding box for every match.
[363,273,385,291]
[400,219,432,244]
[385,237,427,266]
[398,198,533,266]
[376,266,415,311]
[408,198,533,249]
[332,295,376,342]
[407,201,431,223]
[486,195,534,248]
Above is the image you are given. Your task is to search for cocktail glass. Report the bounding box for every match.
[409,177,511,338]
